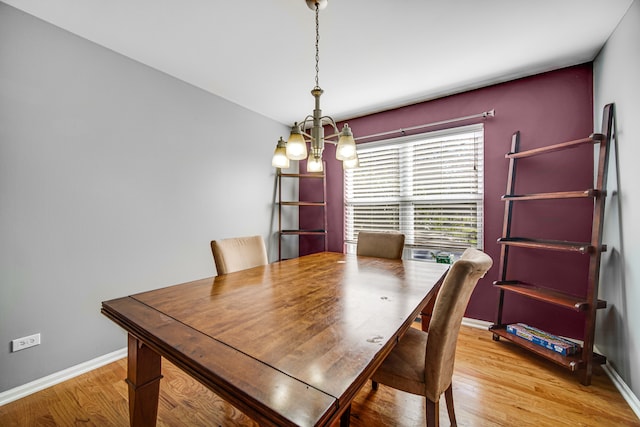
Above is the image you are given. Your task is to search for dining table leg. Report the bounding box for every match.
[421,291,437,332]
[126,334,163,427]
[339,403,351,427]
[421,274,446,332]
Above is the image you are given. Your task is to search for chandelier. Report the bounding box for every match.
[272,0,359,172]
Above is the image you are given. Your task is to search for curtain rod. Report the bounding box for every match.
[353,109,495,142]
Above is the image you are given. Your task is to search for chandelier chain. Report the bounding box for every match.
[314,2,320,89]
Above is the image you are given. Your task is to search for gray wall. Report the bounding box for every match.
[593,0,640,401]
[0,4,287,392]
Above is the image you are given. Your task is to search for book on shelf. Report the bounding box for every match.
[506,323,579,356]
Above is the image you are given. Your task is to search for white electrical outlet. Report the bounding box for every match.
[11,333,41,352]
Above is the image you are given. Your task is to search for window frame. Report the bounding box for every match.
[344,123,484,260]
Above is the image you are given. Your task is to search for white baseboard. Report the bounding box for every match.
[602,359,640,420]
[462,316,492,330]
[0,347,126,406]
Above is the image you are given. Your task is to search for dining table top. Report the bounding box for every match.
[101,251,450,426]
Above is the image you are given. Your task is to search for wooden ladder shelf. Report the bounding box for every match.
[490,103,615,385]
[277,169,328,260]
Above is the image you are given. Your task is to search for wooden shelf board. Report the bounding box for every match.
[490,326,605,371]
[506,134,603,159]
[502,189,601,201]
[494,281,606,311]
[280,201,325,207]
[281,230,327,236]
[278,172,325,178]
[497,237,594,254]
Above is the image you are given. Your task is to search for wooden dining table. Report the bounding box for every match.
[101,251,450,427]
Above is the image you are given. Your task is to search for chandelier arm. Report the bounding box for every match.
[320,115,339,133]
[299,115,314,130]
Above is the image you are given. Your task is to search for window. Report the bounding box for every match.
[344,124,484,259]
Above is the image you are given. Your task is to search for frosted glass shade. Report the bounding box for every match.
[286,124,307,160]
[307,155,323,172]
[336,124,357,160]
[342,155,359,169]
[271,137,290,168]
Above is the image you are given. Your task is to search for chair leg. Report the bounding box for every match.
[371,379,379,390]
[426,397,439,427]
[444,384,457,426]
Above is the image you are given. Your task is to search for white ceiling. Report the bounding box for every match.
[3,0,634,125]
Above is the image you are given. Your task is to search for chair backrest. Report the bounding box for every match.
[210,235,268,275]
[356,231,405,259]
[424,247,492,402]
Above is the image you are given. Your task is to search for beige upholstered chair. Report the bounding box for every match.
[210,235,268,275]
[370,247,493,427]
[356,231,405,259]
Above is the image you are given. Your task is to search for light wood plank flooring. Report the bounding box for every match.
[1,325,638,426]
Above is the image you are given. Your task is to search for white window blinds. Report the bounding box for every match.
[344,124,484,254]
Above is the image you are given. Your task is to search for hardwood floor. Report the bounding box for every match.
[1,325,638,426]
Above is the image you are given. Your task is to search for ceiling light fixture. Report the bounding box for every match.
[272,0,358,172]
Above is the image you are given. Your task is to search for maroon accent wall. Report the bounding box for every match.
[300,64,594,339]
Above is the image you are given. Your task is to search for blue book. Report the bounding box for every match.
[506,323,579,356]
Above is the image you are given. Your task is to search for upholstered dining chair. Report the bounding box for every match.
[356,231,405,259]
[370,247,493,427]
[210,235,268,275]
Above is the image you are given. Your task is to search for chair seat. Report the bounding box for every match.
[372,327,429,396]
